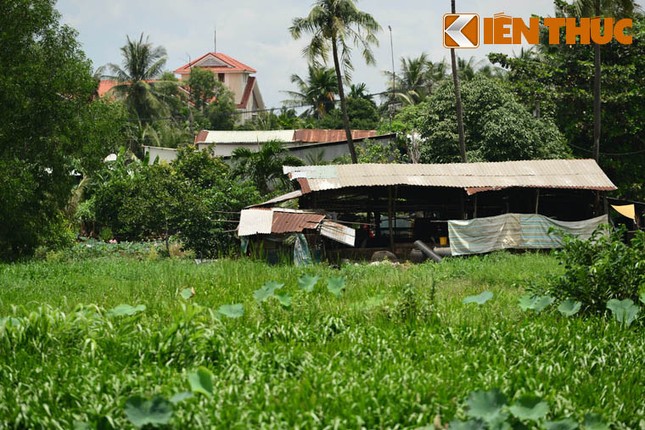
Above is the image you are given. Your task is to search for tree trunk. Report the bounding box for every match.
[450,0,467,162]
[331,39,358,164]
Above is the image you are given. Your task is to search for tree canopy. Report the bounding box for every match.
[409,76,571,163]
[0,0,108,260]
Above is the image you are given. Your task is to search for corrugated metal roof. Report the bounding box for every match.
[293,129,377,143]
[320,221,356,246]
[272,211,324,234]
[238,208,274,236]
[195,129,383,145]
[247,190,303,208]
[238,208,324,236]
[198,130,296,144]
[283,159,617,193]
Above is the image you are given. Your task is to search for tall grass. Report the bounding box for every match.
[0,252,642,428]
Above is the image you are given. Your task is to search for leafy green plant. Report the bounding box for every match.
[546,227,645,313]
[107,304,146,317]
[508,395,549,422]
[298,274,320,293]
[253,281,285,303]
[606,299,640,327]
[1,254,643,428]
[450,389,607,430]
[124,395,173,428]
[180,288,195,300]
[463,291,494,305]
[543,418,579,430]
[327,277,346,297]
[519,294,555,313]
[464,389,507,424]
[217,304,244,319]
[187,367,214,398]
[557,299,582,317]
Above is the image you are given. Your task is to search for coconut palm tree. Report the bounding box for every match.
[450,0,467,162]
[348,82,373,101]
[290,0,381,164]
[105,34,168,124]
[384,53,447,105]
[231,141,304,196]
[284,65,338,119]
[563,0,638,162]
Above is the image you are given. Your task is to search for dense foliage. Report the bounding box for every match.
[406,76,571,163]
[544,227,645,313]
[0,0,122,261]
[86,147,259,257]
[0,254,643,428]
[490,12,645,200]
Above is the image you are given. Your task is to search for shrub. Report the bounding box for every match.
[88,147,259,258]
[546,226,645,313]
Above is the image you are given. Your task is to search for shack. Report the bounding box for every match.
[237,207,355,264]
[252,159,617,259]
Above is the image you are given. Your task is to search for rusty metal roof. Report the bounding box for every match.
[293,129,377,143]
[272,211,324,234]
[283,159,617,194]
[195,129,380,145]
[238,208,324,236]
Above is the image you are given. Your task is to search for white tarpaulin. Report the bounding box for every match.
[448,214,608,256]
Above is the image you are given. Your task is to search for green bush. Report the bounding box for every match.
[87,147,259,258]
[546,226,645,313]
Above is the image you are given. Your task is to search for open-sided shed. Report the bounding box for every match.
[255,159,617,257]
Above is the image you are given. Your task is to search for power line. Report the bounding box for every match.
[570,143,645,156]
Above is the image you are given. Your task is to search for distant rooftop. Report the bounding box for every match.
[174,52,257,75]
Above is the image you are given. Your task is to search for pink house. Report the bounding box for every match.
[174,52,265,120]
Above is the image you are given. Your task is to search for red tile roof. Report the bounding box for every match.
[174,52,257,75]
[194,130,209,144]
[98,80,119,97]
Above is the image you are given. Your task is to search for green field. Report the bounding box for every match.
[0,253,643,429]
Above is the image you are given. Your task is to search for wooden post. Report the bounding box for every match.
[460,192,467,220]
[535,189,540,214]
[388,186,395,252]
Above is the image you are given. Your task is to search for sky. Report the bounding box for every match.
[54,0,630,109]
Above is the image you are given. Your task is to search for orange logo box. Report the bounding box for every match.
[444,13,479,48]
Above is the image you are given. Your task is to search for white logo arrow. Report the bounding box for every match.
[445,15,477,48]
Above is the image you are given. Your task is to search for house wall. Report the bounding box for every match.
[144,146,178,164]
[225,73,246,104]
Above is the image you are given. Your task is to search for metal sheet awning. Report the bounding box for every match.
[247,190,303,208]
[320,221,355,246]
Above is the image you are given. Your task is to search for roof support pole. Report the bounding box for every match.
[473,194,478,219]
[535,189,540,214]
[388,186,395,252]
[460,192,466,220]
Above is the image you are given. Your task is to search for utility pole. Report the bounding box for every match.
[450,0,467,163]
[388,25,396,123]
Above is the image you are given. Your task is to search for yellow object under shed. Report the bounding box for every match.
[611,204,636,221]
